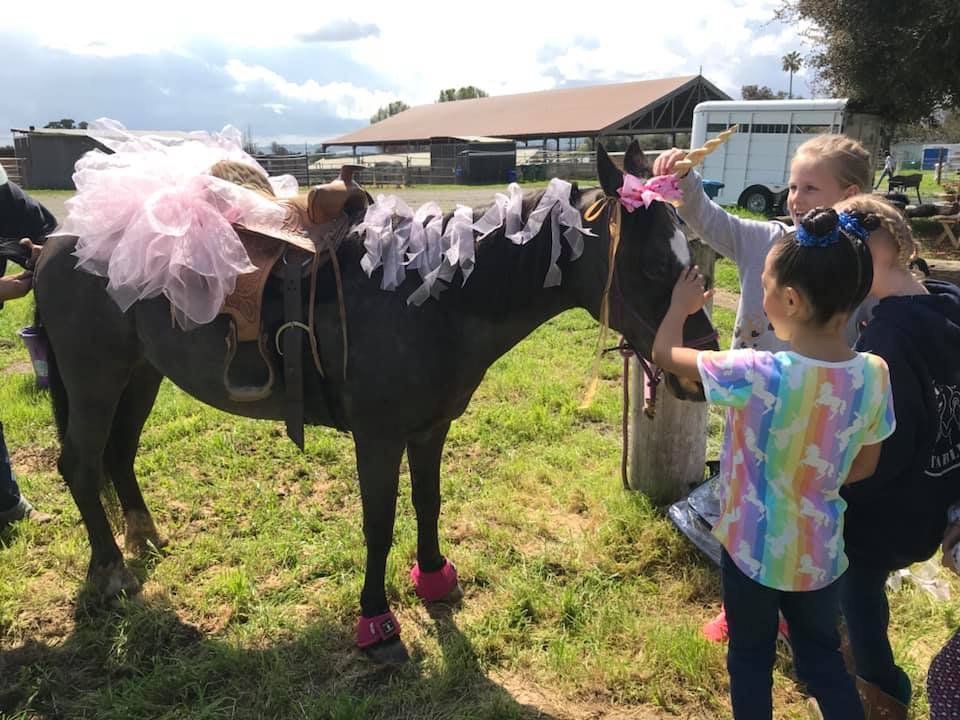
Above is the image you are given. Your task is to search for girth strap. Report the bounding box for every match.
[281,249,308,450]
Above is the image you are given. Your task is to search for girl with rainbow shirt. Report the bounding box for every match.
[653,207,896,720]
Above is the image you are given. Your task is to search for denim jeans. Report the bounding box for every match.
[721,549,864,720]
[0,421,23,514]
[839,560,911,702]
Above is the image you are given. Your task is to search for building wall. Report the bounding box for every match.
[21,135,103,189]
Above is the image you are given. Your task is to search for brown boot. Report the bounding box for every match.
[856,676,908,720]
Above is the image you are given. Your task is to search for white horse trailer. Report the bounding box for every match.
[689,99,882,214]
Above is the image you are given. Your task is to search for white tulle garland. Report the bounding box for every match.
[357,178,595,306]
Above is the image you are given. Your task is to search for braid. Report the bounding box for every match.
[837,194,918,267]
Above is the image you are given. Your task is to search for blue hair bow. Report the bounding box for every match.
[795,223,839,248]
[837,211,871,242]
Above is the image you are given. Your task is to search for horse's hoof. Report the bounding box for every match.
[411,560,461,604]
[89,561,142,599]
[363,638,409,665]
[124,532,168,557]
[124,511,167,556]
[428,582,464,606]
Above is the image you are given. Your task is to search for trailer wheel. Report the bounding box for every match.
[739,186,773,215]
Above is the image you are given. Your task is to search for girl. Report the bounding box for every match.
[834,194,960,718]
[654,135,875,644]
[653,134,873,352]
[652,208,896,720]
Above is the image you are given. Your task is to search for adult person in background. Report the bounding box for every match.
[834,194,960,719]
[874,152,895,190]
[0,164,56,530]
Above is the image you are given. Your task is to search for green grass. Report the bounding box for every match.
[0,263,956,719]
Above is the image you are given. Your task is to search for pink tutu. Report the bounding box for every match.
[64,119,294,329]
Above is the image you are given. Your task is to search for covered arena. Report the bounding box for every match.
[321,75,730,184]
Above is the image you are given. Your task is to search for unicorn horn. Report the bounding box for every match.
[674,124,739,175]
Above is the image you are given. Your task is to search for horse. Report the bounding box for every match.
[33,141,718,663]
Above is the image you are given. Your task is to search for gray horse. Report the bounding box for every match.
[34,142,717,662]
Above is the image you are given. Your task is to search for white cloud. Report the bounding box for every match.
[224,60,396,119]
[3,0,816,137]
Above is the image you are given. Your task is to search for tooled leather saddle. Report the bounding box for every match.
[212,163,369,448]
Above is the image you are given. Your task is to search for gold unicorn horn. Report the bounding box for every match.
[674,124,739,175]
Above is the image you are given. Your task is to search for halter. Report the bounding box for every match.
[580,192,718,419]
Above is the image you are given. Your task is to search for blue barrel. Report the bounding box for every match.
[702,179,725,200]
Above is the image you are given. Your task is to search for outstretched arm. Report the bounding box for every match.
[652,266,713,382]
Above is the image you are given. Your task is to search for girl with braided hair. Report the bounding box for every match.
[833,194,960,719]
[653,207,896,720]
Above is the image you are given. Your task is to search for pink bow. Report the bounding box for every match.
[617,173,683,212]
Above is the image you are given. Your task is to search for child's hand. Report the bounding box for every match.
[19,239,43,266]
[0,272,32,301]
[670,266,713,316]
[652,148,690,177]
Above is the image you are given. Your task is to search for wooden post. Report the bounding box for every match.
[627,237,716,505]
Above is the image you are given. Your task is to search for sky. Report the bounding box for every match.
[1,0,815,149]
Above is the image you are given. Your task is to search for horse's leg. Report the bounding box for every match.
[353,430,408,662]
[407,423,462,604]
[103,362,165,556]
[60,370,140,598]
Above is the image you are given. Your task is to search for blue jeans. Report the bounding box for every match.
[0,421,29,523]
[839,560,911,702]
[721,549,864,720]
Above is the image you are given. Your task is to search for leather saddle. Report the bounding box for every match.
[215,164,369,404]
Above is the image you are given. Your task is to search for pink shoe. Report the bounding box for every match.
[701,608,728,642]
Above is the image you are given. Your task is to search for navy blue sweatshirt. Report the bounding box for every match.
[0,180,57,241]
[842,280,960,569]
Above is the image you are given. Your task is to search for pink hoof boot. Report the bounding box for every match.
[410,559,459,602]
[356,611,401,649]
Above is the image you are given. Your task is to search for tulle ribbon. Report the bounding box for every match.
[617,173,683,212]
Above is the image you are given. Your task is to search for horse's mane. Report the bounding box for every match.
[343,183,607,314]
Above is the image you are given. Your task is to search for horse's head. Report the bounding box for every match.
[577,141,719,401]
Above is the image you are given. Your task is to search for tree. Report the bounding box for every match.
[894,109,960,143]
[44,118,86,130]
[741,85,788,100]
[781,51,802,99]
[270,141,290,155]
[777,0,960,123]
[370,101,410,124]
[437,86,489,102]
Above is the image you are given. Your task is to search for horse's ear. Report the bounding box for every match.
[596,143,623,197]
[623,140,648,177]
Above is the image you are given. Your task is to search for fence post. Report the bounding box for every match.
[627,237,716,505]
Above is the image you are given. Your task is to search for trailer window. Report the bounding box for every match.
[752,123,790,134]
[707,123,743,133]
[792,124,833,134]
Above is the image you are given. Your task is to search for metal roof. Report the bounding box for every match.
[12,127,194,141]
[325,75,729,147]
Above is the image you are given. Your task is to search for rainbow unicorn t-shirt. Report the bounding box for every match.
[697,349,896,591]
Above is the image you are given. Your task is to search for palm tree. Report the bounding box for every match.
[781,51,802,99]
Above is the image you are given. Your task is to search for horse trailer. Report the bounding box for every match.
[689,99,882,214]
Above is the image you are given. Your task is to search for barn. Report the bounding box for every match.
[9,126,195,190]
[322,75,730,183]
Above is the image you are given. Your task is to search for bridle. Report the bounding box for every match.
[582,191,718,414]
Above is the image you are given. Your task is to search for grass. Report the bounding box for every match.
[1,203,957,718]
